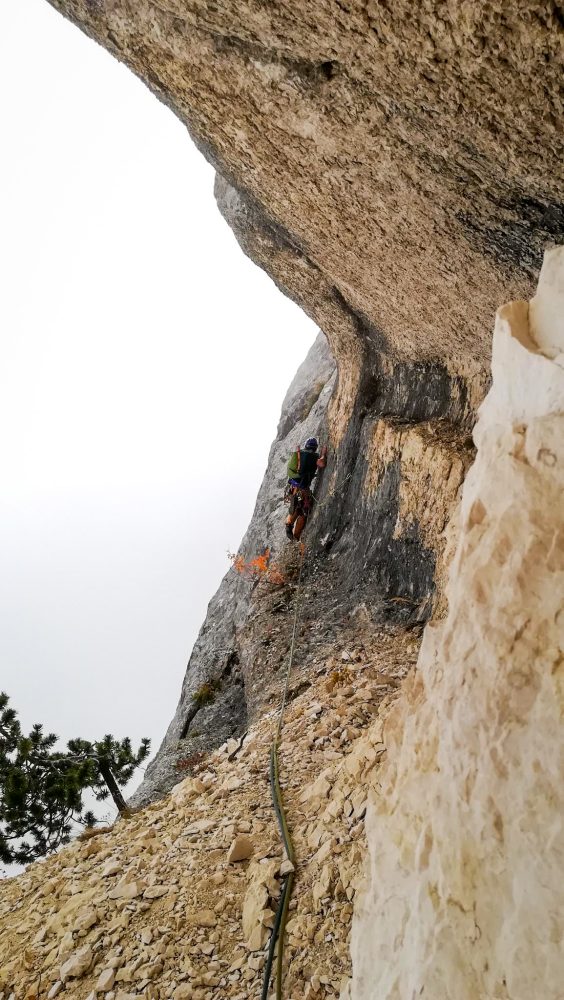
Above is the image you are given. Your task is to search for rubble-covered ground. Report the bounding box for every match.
[0,625,418,1000]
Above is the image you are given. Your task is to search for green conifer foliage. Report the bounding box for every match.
[0,693,150,865]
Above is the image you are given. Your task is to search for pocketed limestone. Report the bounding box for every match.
[348,249,564,999]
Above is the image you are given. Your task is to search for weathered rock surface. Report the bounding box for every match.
[16,5,564,996]
[2,245,563,996]
[47,0,564,370]
[131,331,337,803]
[44,0,563,808]
[132,325,474,803]
[347,248,564,999]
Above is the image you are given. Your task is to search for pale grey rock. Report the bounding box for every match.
[130,333,335,805]
[131,317,476,806]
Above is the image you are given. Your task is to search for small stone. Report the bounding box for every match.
[313,839,334,865]
[227,836,254,863]
[60,945,93,982]
[173,986,193,1000]
[143,884,171,899]
[108,881,143,900]
[192,909,217,928]
[73,907,98,933]
[246,924,268,952]
[101,860,121,877]
[115,967,134,984]
[300,771,332,803]
[47,984,62,999]
[279,859,295,876]
[58,931,74,955]
[97,968,116,991]
[184,819,215,835]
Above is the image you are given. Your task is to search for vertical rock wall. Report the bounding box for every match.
[131,332,337,805]
[133,323,476,804]
[347,247,564,999]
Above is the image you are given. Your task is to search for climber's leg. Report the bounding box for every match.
[293,513,306,540]
[285,490,300,540]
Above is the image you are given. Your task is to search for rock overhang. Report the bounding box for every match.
[47,0,564,372]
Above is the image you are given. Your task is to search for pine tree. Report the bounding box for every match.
[0,693,150,865]
[66,734,151,814]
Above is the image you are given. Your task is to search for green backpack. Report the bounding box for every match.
[287,450,300,480]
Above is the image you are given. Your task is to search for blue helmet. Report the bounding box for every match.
[304,437,318,452]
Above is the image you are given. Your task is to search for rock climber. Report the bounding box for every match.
[285,437,327,541]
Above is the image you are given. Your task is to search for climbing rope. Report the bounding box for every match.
[261,543,306,1000]
[262,466,351,997]
[311,470,353,509]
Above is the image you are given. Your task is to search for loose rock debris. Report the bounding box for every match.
[0,628,418,1000]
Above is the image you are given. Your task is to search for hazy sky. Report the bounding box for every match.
[0,0,316,805]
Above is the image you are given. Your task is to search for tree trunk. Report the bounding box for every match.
[99,761,127,813]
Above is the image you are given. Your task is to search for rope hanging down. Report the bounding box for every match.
[261,466,350,996]
[261,543,306,1000]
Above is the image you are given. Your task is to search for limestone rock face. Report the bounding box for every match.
[132,323,474,804]
[34,17,564,995]
[130,332,337,803]
[44,0,562,809]
[1,257,562,997]
[47,0,563,369]
[347,248,564,1000]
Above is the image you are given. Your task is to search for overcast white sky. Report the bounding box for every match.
[0,0,316,801]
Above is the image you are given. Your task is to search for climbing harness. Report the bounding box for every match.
[284,470,352,513]
[261,543,306,1000]
[285,486,313,512]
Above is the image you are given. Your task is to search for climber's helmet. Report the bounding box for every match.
[304,437,318,452]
